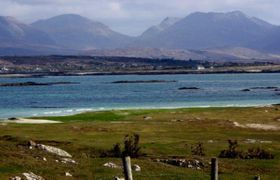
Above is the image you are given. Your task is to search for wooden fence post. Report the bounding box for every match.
[211,158,218,180]
[254,175,260,180]
[122,156,133,180]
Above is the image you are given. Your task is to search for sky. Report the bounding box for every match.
[1,0,280,36]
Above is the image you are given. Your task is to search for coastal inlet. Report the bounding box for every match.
[0,73,279,119]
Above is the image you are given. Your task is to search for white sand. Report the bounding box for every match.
[233,121,279,130]
[5,118,62,124]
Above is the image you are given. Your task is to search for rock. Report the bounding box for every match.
[171,119,183,122]
[42,157,47,161]
[157,159,204,169]
[245,139,257,144]
[22,172,44,180]
[103,162,119,169]
[112,80,176,84]
[0,82,78,87]
[28,140,37,147]
[178,87,200,90]
[9,176,22,180]
[132,164,141,172]
[36,144,72,157]
[114,177,125,180]
[8,117,18,120]
[60,158,77,164]
[65,172,72,177]
[143,116,152,120]
[187,164,193,168]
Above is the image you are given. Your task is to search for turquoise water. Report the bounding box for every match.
[0,73,279,119]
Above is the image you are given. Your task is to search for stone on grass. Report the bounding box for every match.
[65,172,72,177]
[36,144,72,157]
[132,164,141,172]
[114,177,125,180]
[9,176,22,180]
[22,172,44,180]
[103,162,119,169]
[61,158,77,164]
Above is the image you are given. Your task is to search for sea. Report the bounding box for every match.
[0,73,279,119]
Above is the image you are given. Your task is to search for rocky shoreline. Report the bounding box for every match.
[0,81,79,87]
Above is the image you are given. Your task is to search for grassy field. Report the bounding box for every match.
[0,106,280,179]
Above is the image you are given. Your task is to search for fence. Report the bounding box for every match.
[120,156,261,180]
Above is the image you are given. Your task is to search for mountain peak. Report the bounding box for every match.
[187,11,247,19]
[160,17,181,28]
[140,17,180,38]
[31,14,131,49]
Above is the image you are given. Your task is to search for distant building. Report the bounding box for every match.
[196,65,205,70]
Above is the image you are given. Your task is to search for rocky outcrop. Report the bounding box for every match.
[22,172,44,180]
[36,144,72,157]
[112,80,176,84]
[103,162,120,169]
[178,87,200,90]
[28,140,72,157]
[241,89,251,92]
[0,81,78,87]
[9,176,22,180]
[155,159,204,169]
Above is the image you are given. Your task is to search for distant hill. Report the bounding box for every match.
[140,17,181,39]
[31,14,133,49]
[0,16,55,46]
[0,12,280,60]
[134,11,278,50]
[84,47,280,62]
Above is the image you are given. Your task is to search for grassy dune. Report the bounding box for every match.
[0,106,280,179]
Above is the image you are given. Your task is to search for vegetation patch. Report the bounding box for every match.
[219,140,274,159]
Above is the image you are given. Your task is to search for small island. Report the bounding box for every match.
[0,81,79,87]
[112,80,177,84]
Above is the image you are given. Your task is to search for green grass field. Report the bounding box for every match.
[0,106,280,179]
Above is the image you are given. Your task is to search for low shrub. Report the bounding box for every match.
[242,147,274,159]
[219,140,241,158]
[103,133,143,158]
[191,142,205,156]
[219,140,274,159]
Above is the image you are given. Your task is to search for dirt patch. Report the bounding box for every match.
[233,122,280,131]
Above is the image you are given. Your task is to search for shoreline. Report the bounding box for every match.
[1,70,280,78]
[1,103,278,121]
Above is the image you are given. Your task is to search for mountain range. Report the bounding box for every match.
[0,11,280,61]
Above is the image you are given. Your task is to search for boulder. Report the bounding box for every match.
[36,144,72,157]
[132,164,141,172]
[65,172,72,177]
[60,158,77,164]
[143,116,152,120]
[156,159,204,169]
[9,176,22,180]
[28,140,37,147]
[178,87,200,90]
[103,162,119,169]
[114,177,125,180]
[22,172,44,180]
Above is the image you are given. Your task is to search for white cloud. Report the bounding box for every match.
[0,0,280,36]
